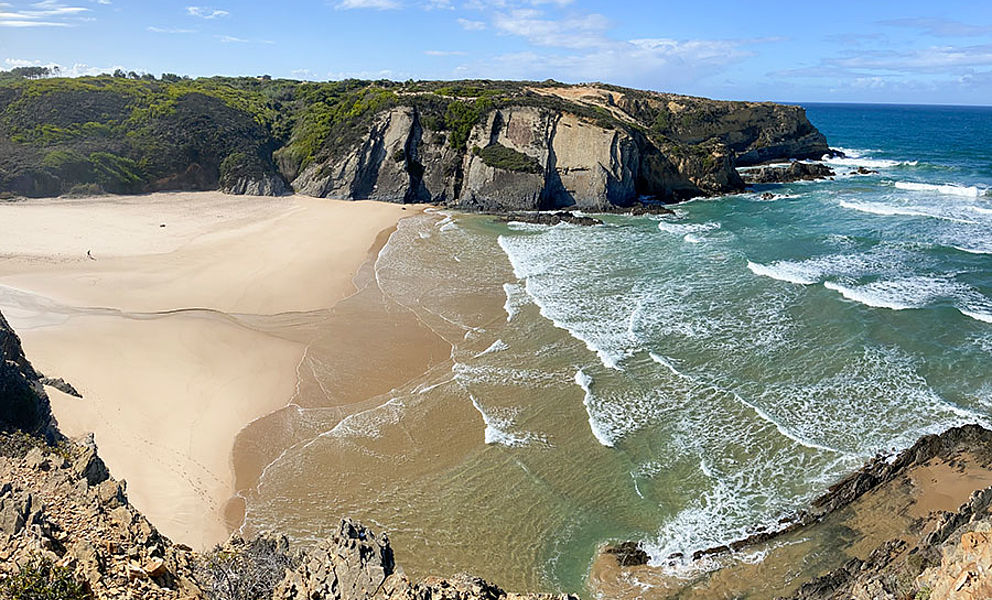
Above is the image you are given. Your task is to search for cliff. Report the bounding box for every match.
[0,311,54,439]
[0,76,829,210]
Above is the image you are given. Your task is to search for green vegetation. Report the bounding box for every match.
[474,143,543,174]
[0,73,760,199]
[0,558,91,600]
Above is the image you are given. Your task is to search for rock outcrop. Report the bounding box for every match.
[740,161,835,184]
[0,311,54,438]
[498,211,603,227]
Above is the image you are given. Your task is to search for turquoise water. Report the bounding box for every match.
[245,104,992,595]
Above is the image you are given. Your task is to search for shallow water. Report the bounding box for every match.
[240,103,992,596]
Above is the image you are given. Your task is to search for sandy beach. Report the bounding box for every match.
[0,191,415,549]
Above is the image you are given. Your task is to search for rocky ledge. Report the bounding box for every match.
[604,425,992,599]
[740,161,835,184]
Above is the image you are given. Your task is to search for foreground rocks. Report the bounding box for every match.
[740,161,835,184]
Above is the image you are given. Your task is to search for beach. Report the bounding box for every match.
[0,192,417,550]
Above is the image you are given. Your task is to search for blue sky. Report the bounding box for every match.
[2,0,992,104]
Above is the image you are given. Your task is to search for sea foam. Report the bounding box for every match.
[657,221,721,236]
[839,200,978,224]
[894,181,985,197]
[823,147,917,170]
[469,395,536,447]
[746,261,819,285]
[574,369,614,447]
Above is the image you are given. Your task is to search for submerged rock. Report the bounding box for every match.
[849,166,880,176]
[605,541,650,567]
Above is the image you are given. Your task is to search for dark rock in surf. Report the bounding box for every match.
[605,541,651,567]
[741,162,834,184]
[499,211,603,227]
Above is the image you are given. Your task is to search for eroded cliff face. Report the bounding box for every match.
[0,78,828,207]
[292,99,769,212]
[456,108,644,212]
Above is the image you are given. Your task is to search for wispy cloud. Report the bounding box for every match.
[0,1,91,27]
[424,49,466,56]
[335,0,400,9]
[148,25,195,34]
[216,34,273,44]
[457,17,485,30]
[186,5,228,19]
[492,9,609,49]
[880,17,992,38]
[453,3,765,86]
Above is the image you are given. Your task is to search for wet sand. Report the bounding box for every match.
[0,192,419,549]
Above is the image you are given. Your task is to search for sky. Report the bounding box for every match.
[2,0,992,105]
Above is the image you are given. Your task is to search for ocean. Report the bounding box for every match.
[240,103,992,596]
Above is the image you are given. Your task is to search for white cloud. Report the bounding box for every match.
[335,0,400,9]
[186,6,228,19]
[881,18,992,38]
[457,17,486,30]
[424,49,466,56]
[492,9,609,48]
[4,58,129,77]
[148,25,195,33]
[0,1,91,27]
[0,19,67,26]
[216,34,273,44]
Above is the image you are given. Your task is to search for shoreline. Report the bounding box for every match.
[0,191,419,550]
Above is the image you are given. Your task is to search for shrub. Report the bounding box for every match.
[476,143,542,174]
[0,558,91,600]
[87,152,143,193]
[0,431,44,459]
[196,537,297,600]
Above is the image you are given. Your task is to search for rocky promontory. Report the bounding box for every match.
[0,75,831,211]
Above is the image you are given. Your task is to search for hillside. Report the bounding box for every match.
[0,74,829,210]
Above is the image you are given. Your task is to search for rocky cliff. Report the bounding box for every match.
[0,311,54,439]
[0,76,830,210]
